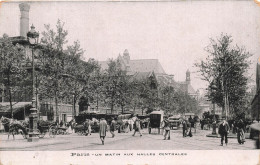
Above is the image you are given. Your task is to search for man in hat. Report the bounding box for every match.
[237,119,246,144]
[218,118,230,146]
[132,116,142,137]
[83,119,90,136]
[110,117,116,138]
[99,118,107,145]
[182,119,188,137]
[162,116,171,140]
[88,119,92,136]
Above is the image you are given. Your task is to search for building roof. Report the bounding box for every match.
[128,59,165,74]
[131,72,154,81]
[98,58,165,74]
[98,61,110,71]
[0,102,31,114]
[178,82,197,95]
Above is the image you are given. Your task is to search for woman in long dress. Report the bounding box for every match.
[99,118,107,145]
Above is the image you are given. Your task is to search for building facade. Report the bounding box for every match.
[251,63,260,121]
[98,49,200,115]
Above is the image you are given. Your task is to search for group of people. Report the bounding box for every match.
[97,115,143,145]
[162,116,247,146]
[71,114,247,146]
[218,118,246,146]
[161,116,194,140]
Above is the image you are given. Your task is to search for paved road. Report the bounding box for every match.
[0,129,257,150]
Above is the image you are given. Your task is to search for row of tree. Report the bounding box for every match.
[0,19,200,119]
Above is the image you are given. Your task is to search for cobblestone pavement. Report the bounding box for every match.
[0,128,257,150]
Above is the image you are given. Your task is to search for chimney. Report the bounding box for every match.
[19,3,30,38]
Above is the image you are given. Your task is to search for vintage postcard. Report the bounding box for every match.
[0,0,259,164]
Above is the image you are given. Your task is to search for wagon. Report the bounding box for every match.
[47,125,69,137]
[74,123,99,135]
[36,120,57,138]
[148,111,164,134]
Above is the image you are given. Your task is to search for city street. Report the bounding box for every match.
[0,128,256,150]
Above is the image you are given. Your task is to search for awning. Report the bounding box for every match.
[0,102,31,114]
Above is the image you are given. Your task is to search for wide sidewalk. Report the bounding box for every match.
[0,128,257,150]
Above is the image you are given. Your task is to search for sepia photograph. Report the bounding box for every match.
[0,0,260,164]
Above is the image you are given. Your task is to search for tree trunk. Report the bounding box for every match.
[111,100,114,114]
[73,95,76,117]
[55,91,58,122]
[7,74,13,119]
[111,92,114,114]
[8,87,13,119]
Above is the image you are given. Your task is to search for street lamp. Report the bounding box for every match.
[27,24,39,142]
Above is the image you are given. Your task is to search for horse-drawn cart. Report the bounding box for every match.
[37,120,58,138]
[148,111,164,134]
[0,117,60,139]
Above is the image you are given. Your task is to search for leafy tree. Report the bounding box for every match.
[39,19,69,122]
[158,85,177,115]
[103,59,128,114]
[131,75,158,114]
[195,34,251,118]
[0,34,27,118]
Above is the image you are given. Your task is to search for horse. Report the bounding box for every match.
[0,116,28,140]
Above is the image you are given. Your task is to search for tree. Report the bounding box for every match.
[63,52,100,117]
[39,19,69,121]
[158,85,177,115]
[195,34,251,118]
[0,34,27,118]
[136,77,158,114]
[103,59,128,114]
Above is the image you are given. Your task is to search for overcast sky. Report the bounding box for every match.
[0,1,259,91]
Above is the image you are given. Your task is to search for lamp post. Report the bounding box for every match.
[27,24,39,142]
[72,94,75,118]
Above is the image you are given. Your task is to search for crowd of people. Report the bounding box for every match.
[54,114,252,146]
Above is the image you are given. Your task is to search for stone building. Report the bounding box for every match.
[98,49,199,114]
[177,70,198,99]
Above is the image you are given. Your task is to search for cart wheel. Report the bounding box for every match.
[77,130,82,135]
[49,126,56,138]
[57,129,61,135]
[35,129,43,138]
[21,131,28,139]
[38,131,46,138]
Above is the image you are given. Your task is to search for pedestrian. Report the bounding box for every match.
[218,118,230,146]
[110,117,116,138]
[162,117,170,140]
[59,120,64,127]
[99,118,107,145]
[88,119,92,136]
[200,120,204,130]
[83,119,89,136]
[129,118,133,131]
[125,120,129,133]
[182,119,187,137]
[188,122,193,137]
[237,119,246,144]
[132,117,142,137]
